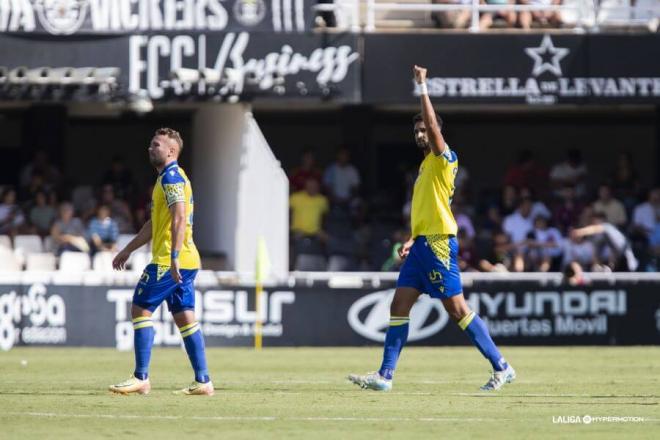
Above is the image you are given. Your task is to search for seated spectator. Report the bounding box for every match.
[562,227,597,271]
[323,148,360,205]
[519,0,563,29]
[524,215,563,271]
[553,185,584,233]
[631,187,660,240]
[482,205,503,236]
[290,149,322,193]
[51,202,89,255]
[550,148,588,198]
[503,197,534,244]
[611,152,640,212]
[19,150,61,193]
[98,184,134,233]
[480,0,517,30]
[29,191,57,237]
[479,230,521,272]
[432,0,472,29]
[592,183,627,228]
[0,188,25,236]
[87,205,119,254]
[571,212,638,271]
[289,179,329,240]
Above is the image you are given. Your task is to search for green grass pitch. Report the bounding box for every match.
[1,347,659,439]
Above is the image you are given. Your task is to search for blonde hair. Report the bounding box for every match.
[155,127,183,152]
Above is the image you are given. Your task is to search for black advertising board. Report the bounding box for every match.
[362,33,660,105]
[2,281,659,350]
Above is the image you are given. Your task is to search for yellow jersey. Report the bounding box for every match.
[289,191,329,235]
[410,146,458,238]
[150,161,201,269]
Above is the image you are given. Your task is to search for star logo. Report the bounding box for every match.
[525,35,569,77]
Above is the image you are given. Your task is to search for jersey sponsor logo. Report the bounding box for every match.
[347,289,449,342]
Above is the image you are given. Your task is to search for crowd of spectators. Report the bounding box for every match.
[0,151,147,267]
[288,147,660,276]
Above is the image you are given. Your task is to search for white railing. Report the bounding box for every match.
[313,0,660,32]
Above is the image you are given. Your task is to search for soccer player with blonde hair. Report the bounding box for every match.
[109,128,213,396]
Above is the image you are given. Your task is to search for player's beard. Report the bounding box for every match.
[415,138,429,150]
[149,154,165,168]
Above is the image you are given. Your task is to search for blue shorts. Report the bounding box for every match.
[396,235,462,299]
[132,264,198,314]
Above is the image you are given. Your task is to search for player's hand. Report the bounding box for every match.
[171,258,182,284]
[398,239,414,259]
[413,65,427,84]
[112,249,131,271]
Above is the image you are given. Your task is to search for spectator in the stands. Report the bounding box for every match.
[550,148,588,198]
[479,230,520,272]
[87,204,119,254]
[290,149,323,193]
[0,188,25,236]
[289,178,329,241]
[479,0,518,30]
[51,202,89,255]
[503,149,548,196]
[19,150,60,193]
[525,215,563,272]
[482,205,503,236]
[592,183,627,228]
[571,212,638,271]
[562,227,597,271]
[631,187,660,239]
[102,155,135,201]
[519,0,563,29]
[553,185,584,234]
[432,0,472,29]
[503,197,534,244]
[29,191,57,237]
[99,184,134,233]
[323,148,360,205]
[611,151,642,214]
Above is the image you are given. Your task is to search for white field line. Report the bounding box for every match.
[3,412,509,423]
[451,393,660,398]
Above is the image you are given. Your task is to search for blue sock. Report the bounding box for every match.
[378,316,410,380]
[180,322,210,383]
[133,317,154,380]
[460,312,508,372]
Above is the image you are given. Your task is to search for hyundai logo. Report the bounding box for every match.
[347,289,449,342]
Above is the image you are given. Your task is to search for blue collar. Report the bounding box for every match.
[159,161,178,176]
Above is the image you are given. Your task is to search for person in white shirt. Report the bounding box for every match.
[323,148,361,204]
[503,198,534,244]
[526,215,564,271]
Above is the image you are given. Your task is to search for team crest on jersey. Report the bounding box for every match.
[35,0,89,35]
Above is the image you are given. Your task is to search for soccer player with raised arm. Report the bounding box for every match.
[109,128,213,396]
[349,66,515,391]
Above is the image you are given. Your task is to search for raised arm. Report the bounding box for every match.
[414,65,447,156]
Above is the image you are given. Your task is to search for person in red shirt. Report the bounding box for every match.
[290,149,322,192]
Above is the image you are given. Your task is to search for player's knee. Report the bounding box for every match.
[446,304,472,322]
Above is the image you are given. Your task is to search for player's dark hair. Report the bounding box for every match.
[413,112,443,129]
[155,127,184,152]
